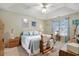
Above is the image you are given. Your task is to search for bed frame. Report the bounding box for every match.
[40,35,53,54]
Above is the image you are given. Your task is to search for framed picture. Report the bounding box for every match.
[32,21,36,27]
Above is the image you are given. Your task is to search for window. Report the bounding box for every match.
[60,19,68,36]
[51,20,59,33]
[51,18,69,36]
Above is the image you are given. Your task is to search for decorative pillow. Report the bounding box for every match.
[29,31,33,36]
[33,31,40,35]
[23,32,29,36]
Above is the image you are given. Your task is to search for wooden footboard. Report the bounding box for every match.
[40,35,53,54]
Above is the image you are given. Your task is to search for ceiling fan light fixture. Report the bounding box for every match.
[42,7,47,14]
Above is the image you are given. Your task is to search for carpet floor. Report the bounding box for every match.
[4,41,65,56]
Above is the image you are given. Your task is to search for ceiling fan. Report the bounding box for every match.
[40,3,53,8]
[40,3,54,14]
[27,3,54,14]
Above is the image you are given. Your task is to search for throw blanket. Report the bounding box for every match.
[21,35,41,54]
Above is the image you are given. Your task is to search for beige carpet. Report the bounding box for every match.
[4,41,64,56]
[4,46,59,56]
[4,46,29,56]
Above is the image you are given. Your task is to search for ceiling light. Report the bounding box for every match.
[42,7,47,14]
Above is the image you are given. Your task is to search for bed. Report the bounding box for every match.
[21,31,53,55]
[21,31,41,55]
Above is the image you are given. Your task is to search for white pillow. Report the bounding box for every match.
[23,32,29,36]
[29,31,33,36]
[33,31,40,35]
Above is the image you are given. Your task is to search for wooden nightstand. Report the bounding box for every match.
[0,39,4,56]
[7,37,20,48]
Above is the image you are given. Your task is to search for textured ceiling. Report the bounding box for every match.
[0,3,79,20]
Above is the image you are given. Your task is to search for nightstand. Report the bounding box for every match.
[7,37,20,48]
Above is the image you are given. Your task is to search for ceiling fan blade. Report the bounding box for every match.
[24,4,40,9]
[46,4,54,8]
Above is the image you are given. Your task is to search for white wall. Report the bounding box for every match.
[0,9,44,37]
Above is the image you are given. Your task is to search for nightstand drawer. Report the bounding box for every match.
[8,40,19,43]
[8,42,19,45]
